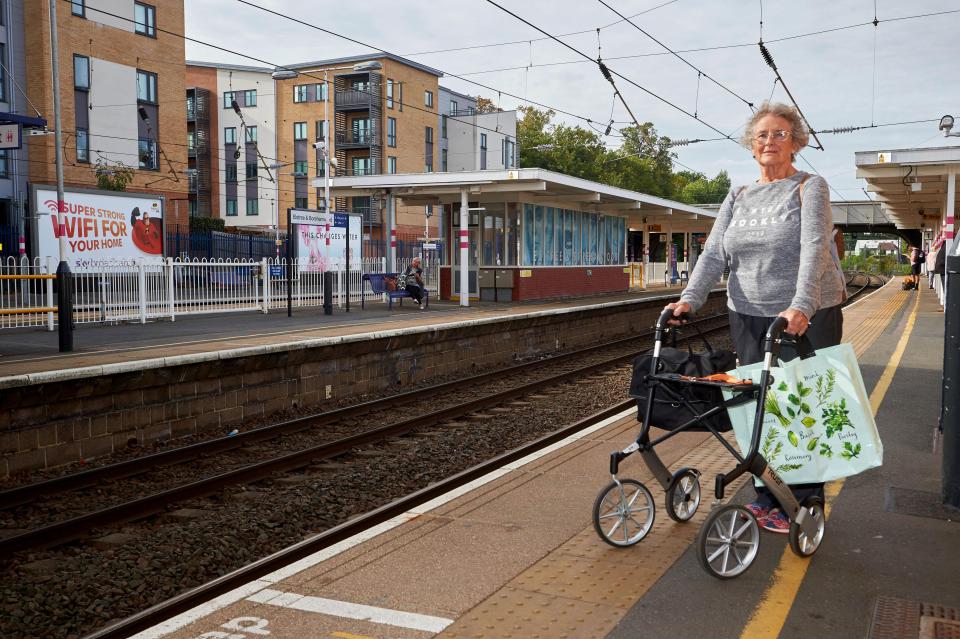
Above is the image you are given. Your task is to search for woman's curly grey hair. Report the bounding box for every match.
[739,101,809,150]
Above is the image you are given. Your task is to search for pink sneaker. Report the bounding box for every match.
[745,502,773,520]
[760,510,790,534]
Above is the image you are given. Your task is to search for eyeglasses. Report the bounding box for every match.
[753,130,792,143]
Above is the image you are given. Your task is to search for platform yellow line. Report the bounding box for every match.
[739,291,920,638]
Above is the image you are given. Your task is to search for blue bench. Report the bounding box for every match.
[361,273,429,310]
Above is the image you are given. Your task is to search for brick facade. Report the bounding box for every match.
[440,266,631,301]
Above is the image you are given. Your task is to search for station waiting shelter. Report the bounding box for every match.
[328,168,716,302]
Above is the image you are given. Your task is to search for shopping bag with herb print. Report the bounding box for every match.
[722,342,883,485]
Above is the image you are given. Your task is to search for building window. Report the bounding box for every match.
[71,0,84,17]
[351,157,370,176]
[425,90,433,108]
[425,160,433,173]
[387,156,397,174]
[223,91,235,109]
[441,115,447,139]
[351,78,370,93]
[138,139,158,170]
[134,2,156,37]
[225,164,237,182]
[387,117,396,147]
[246,199,259,215]
[0,150,7,178]
[315,120,327,141]
[293,122,307,140]
[245,126,257,143]
[480,133,487,170]
[425,126,433,143]
[293,85,307,103]
[316,83,327,101]
[74,55,89,90]
[76,129,89,163]
[0,45,6,102]
[503,139,515,168]
[224,127,236,145]
[386,79,394,108]
[450,100,458,115]
[294,160,308,174]
[226,199,238,216]
[187,131,195,154]
[243,89,257,107]
[295,197,308,209]
[246,162,257,179]
[136,70,157,103]
[441,148,447,172]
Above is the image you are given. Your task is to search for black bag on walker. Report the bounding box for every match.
[629,330,737,432]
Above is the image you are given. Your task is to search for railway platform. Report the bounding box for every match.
[115,280,957,639]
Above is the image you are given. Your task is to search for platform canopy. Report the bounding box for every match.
[324,168,714,227]
[855,146,960,230]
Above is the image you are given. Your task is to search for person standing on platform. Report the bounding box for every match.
[403,256,426,309]
[662,101,847,534]
[909,245,924,289]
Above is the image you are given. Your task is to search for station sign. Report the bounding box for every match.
[0,123,22,149]
[289,208,332,227]
[422,242,438,249]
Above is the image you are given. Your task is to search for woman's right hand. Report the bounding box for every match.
[664,301,692,325]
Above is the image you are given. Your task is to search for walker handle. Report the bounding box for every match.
[655,307,687,343]
[764,316,789,354]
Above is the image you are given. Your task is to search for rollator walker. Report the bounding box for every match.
[592,308,826,579]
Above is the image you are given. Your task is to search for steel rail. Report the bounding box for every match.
[0,310,725,510]
[82,399,636,639]
[2,319,729,554]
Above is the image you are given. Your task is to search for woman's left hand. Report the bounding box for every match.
[778,308,810,335]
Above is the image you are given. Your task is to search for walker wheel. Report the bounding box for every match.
[696,505,760,579]
[788,496,825,557]
[592,479,655,547]
[665,467,701,523]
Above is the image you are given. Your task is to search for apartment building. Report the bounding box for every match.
[23,0,189,224]
[186,62,276,229]
[439,86,517,173]
[272,53,442,240]
[0,1,30,238]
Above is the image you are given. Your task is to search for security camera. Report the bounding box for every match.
[312,140,326,151]
[234,147,241,160]
[940,115,955,136]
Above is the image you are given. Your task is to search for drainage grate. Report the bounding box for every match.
[868,597,960,639]
[868,596,920,639]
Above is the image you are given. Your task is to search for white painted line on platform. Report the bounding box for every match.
[134,405,636,638]
[128,579,273,639]
[246,588,454,633]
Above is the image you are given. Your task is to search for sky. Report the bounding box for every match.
[184,0,960,201]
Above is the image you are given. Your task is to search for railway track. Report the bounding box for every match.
[1,315,730,555]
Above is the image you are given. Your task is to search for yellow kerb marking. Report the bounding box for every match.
[739,291,920,638]
[331,632,379,639]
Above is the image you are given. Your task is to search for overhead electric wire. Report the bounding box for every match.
[401,0,682,57]
[757,41,823,150]
[481,0,737,143]
[228,0,615,131]
[449,8,960,78]
[594,0,754,110]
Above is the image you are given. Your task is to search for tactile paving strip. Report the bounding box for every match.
[439,434,748,638]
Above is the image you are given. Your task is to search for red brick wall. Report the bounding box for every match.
[438,266,629,301]
[514,267,629,300]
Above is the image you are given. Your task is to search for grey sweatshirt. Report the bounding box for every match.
[679,171,845,319]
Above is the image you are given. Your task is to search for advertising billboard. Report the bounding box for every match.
[33,186,164,271]
[293,211,362,273]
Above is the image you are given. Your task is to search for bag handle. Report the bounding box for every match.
[779,332,816,360]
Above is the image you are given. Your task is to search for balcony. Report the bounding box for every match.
[350,206,382,225]
[337,166,378,177]
[335,130,375,149]
[335,90,372,111]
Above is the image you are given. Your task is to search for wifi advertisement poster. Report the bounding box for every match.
[33,187,165,272]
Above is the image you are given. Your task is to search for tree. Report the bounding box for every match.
[677,170,732,204]
[475,96,501,114]
[95,160,134,192]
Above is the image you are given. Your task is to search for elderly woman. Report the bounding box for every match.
[402,256,426,309]
[666,101,846,533]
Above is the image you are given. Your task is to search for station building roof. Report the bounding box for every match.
[325,168,715,229]
[855,145,960,229]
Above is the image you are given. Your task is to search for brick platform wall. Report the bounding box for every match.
[513,266,629,300]
[0,292,727,476]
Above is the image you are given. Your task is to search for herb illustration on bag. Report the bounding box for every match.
[815,369,837,407]
[822,398,852,438]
